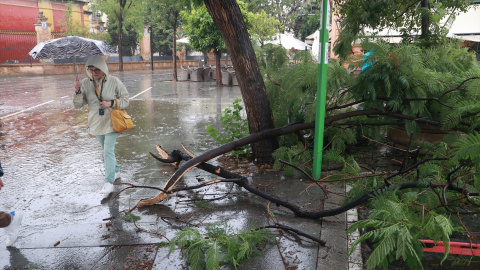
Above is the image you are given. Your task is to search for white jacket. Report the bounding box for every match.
[73,55,130,135]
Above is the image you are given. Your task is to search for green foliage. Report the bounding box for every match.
[121,212,141,222]
[181,4,225,54]
[248,10,283,47]
[334,0,471,59]
[58,2,90,37]
[156,241,169,247]
[205,98,250,159]
[262,50,359,174]
[169,222,274,269]
[272,143,312,176]
[452,132,480,165]
[347,191,456,269]
[92,0,146,39]
[243,0,308,34]
[92,0,146,62]
[255,9,480,269]
[147,0,189,56]
[180,1,250,55]
[195,200,214,209]
[255,44,290,73]
[351,41,480,136]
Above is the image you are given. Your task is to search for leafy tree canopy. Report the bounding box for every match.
[180,1,250,54]
[334,0,472,59]
[243,0,305,33]
[146,0,189,55]
[248,10,283,47]
[91,0,146,41]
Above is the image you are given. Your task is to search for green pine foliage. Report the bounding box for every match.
[347,190,456,269]
[345,134,480,269]
[353,41,480,135]
[204,38,480,269]
[452,132,480,165]
[205,98,250,159]
[121,212,141,222]
[169,222,274,270]
[262,47,359,174]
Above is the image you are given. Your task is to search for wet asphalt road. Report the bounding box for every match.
[0,70,340,269]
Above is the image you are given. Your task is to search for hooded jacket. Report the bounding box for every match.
[73,56,130,135]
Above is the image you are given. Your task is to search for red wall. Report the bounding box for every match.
[0,0,86,63]
[0,0,39,31]
[52,3,67,32]
[0,1,86,32]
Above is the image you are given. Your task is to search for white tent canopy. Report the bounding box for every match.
[177,37,189,43]
[265,33,312,51]
[311,30,320,63]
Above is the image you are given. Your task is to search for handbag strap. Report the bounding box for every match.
[93,81,102,102]
[107,99,119,113]
[94,80,119,112]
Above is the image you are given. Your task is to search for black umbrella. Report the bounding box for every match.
[28,36,117,77]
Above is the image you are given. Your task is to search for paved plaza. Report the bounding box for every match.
[0,70,357,269]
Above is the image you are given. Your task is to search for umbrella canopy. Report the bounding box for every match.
[265,33,312,51]
[28,36,117,60]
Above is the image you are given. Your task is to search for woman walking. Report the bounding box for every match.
[73,56,130,195]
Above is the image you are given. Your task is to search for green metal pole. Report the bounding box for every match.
[312,0,330,180]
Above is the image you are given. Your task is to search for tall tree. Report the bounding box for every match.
[248,10,283,47]
[243,0,306,33]
[202,0,279,163]
[92,0,145,71]
[148,0,187,81]
[181,4,227,86]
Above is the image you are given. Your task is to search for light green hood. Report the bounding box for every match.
[85,55,109,80]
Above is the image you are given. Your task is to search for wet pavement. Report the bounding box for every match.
[0,70,357,269]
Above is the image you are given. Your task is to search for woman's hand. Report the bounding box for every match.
[99,100,113,108]
[74,78,81,92]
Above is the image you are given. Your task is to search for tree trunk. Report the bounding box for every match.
[420,0,430,40]
[118,16,124,72]
[172,11,178,82]
[214,49,222,87]
[203,51,209,66]
[204,0,278,163]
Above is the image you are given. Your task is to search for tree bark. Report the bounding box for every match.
[172,11,178,82]
[214,49,222,86]
[117,0,127,72]
[204,0,279,163]
[117,16,124,72]
[420,0,430,40]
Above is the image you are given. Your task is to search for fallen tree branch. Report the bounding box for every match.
[138,145,480,220]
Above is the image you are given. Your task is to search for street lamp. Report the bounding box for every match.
[298,13,316,51]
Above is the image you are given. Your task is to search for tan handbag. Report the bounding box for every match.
[110,101,134,132]
[94,81,134,133]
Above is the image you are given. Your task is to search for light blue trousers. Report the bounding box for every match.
[96,132,120,183]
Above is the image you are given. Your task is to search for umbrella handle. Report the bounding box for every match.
[73,58,78,79]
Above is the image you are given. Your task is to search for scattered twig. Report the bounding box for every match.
[260,224,326,246]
